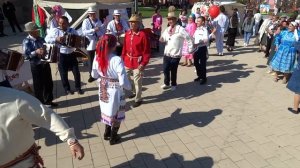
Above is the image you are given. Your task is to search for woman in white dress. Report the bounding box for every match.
[92,34,131,145]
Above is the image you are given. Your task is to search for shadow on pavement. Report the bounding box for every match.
[143,59,254,104]
[112,153,213,168]
[120,108,222,142]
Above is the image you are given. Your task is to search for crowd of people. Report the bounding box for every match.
[2,3,300,167]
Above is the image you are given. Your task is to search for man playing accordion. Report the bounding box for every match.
[45,16,84,95]
[23,22,57,107]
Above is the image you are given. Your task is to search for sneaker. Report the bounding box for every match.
[132,101,142,108]
[161,84,171,90]
[171,86,176,91]
[243,43,246,47]
[128,94,136,99]
[65,90,74,95]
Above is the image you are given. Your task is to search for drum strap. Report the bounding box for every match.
[88,18,98,38]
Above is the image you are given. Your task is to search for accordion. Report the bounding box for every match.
[0,49,23,71]
[64,33,89,48]
[42,44,59,63]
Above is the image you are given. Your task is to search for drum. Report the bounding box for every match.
[42,44,59,63]
[0,49,23,71]
[65,34,89,48]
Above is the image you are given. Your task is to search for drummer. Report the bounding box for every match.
[23,22,57,107]
[107,9,130,55]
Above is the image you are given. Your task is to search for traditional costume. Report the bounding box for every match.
[121,14,150,107]
[92,34,131,145]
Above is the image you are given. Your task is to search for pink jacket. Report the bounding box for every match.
[152,14,162,32]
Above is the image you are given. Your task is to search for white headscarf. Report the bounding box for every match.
[291,22,299,41]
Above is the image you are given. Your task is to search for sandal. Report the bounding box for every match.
[181,63,187,66]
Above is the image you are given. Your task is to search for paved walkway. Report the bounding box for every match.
[2,18,300,168]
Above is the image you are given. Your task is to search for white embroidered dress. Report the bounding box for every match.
[91,54,131,125]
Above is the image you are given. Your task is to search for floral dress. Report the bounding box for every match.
[270,30,299,73]
[91,54,131,126]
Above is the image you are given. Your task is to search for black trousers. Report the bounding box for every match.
[87,50,95,77]
[265,35,273,57]
[0,21,4,34]
[163,56,180,86]
[58,53,81,91]
[194,46,208,80]
[30,63,53,104]
[6,15,22,33]
[226,28,237,47]
[0,77,12,88]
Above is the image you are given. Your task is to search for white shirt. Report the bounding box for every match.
[45,27,78,54]
[213,13,229,31]
[106,19,130,36]
[194,26,209,47]
[160,25,193,58]
[254,13,262,23]
[82,18,105,51]
[0,87,76,166]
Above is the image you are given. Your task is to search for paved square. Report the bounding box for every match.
[2,18,300,168]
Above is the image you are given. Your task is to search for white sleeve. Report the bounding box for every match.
[115,57,131,90]
[91,56,100,79]
[45,28,58,44]
[181,28,194,53]
[160,28,168,42]
[18,94,76,142]
[82,19,95,36]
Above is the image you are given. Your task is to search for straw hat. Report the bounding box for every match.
[24,22,39,32]
[167,6,177,19]
[128,14,141,22]
[113,9,121,16]
[87,6,96,14]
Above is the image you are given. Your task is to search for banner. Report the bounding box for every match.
[6,61,32,86]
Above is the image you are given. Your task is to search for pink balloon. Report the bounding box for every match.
[208,5,220,18]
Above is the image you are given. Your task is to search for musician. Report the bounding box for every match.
[121,14,150,108]
[46,16,84,95]
[107,9,130,55]
[82,6,106,83]
[159,8,193,91]
[193,16,209,85]
[22,22,58,107]
[0,86,84,167]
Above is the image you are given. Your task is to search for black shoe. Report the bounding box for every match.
[194,77,200,82]
[65,90,74,95]
[128,94,136,99]
[77,89,84,95]
[44,102,59,108]
[199,78,207,85]
[132,101,142,108]
[88,77,96,83]
[288,107,299,114]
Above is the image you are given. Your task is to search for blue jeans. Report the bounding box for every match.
[244,32,252,45]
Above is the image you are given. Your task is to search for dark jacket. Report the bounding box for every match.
[2,2,15,18]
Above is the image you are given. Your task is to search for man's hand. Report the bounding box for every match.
[138,65,145,71]
[94,27,100,32]
[35,48,45,57]
[56,36,65,43]
[70,143,84,160]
